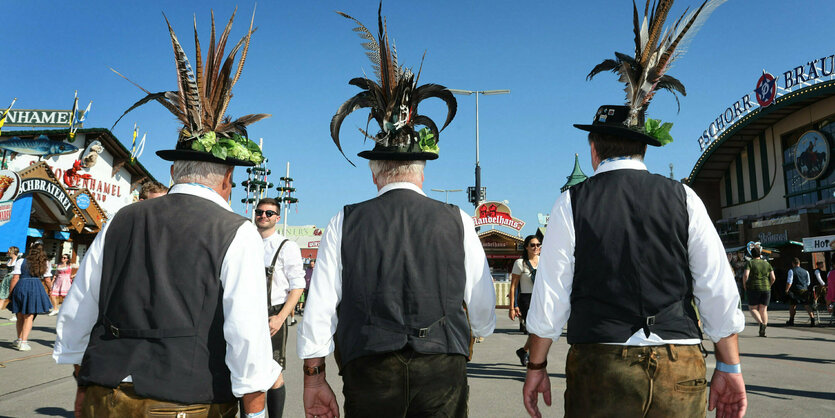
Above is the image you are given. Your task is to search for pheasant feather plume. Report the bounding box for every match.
[587,0,727,127]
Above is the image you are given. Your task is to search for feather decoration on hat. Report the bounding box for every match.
[110,7,269,164]
[330,2,457,165]
[587,0,727,128]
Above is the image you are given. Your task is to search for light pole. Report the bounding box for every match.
[448,89,510,207]
[430,188,463,203]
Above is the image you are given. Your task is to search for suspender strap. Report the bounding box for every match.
[102,316,196,339]
[266,239,290,310]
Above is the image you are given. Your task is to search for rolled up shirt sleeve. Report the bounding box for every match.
[684,185,745,343]
[526,191,574,341]
[54,222,111,365]
[282,240,307,290]
[222,222,282,397]
[460,209,496,338]
[297,211,343,359]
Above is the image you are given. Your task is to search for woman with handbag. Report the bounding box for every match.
[509,235,540,366]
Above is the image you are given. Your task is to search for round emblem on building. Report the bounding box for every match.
[793,130,831,181]
[755,71,777,107]
[76,193,91,210]
[0,170,21,202]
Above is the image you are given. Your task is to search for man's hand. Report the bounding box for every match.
[708,370,747,418]
[522,368,551,418]
[268,315,285,337]
[74,387,86,418]
[272,373,285,389]
[304,378,339,418]
[509,307,521,320]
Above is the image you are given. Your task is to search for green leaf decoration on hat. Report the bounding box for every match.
[644,118,674,146]
[190,131,263,164]
[418,128,439,154]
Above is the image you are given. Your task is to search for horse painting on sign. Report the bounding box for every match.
[794,130,830,181]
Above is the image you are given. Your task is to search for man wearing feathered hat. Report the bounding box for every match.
[522,1,747,417]
[297,5,496,417]
[54,9,281,417]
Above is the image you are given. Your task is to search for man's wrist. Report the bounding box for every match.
[715,361,741,374]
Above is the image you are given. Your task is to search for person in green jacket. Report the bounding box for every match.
[742,247,775,337]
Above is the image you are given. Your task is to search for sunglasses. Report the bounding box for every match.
[528,243,541,248]
[255,209,279,217]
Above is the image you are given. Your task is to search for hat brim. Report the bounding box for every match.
[156,149,256,167]
[357,150,439,161]
[573,124,662,147]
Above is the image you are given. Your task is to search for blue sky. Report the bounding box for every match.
[2,0,834,236]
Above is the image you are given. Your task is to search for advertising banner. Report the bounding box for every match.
[473,201,525,231]
[803,235,835,252]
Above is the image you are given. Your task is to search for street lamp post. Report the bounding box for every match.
[430,188,463,203]
[448,89,510,207]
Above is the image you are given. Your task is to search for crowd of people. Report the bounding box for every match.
[16,2,831,417]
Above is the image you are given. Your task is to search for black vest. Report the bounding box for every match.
[567,169,701,344]
[77,193,246,404]
[336,189,471,367]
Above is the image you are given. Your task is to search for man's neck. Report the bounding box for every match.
[259,227,277,240]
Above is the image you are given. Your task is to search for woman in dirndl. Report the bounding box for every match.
[48,254,74,315]
[9,241,53,351]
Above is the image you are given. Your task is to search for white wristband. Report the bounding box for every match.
[245,409,266,418]
[715,361,741,374]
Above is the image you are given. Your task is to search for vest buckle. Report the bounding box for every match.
[646,316,656,327]
[110,325,120,338]
[418,327,429,338]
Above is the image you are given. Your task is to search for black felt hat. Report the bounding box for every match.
[574,105,661,147]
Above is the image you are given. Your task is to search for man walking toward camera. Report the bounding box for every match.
[254,198,305,417]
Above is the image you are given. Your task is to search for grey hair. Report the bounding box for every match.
[171,160,231,187]
[368,160,425,187]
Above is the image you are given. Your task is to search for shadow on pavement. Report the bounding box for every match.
[468,362,565,382]
[746,385,835,401]
[740,352,834,365]
[34,407,73,417]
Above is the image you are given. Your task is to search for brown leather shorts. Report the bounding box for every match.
[564,344,707,418]
[80,383,237,418]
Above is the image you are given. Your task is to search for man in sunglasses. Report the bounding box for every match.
[254,198,305,418]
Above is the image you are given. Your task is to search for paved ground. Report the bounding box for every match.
[0,307,833,417]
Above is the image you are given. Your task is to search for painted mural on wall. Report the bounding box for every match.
[3,133,137,217]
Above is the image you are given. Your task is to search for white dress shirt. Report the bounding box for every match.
[527,159,745,345]
[297,182,497,359]
[263,232,306,306]
[53,183,281,397]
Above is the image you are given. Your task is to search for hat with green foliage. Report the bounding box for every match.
[111,7,268,166]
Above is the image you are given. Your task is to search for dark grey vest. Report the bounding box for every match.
[567,169,701,343]
[77,193,246,404]
[791,266,810,290]
[336,189,471,367]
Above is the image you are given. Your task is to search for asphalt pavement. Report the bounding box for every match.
[0,307,833,417]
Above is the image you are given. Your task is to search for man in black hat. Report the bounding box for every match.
[297,6,496,417]
[54,10,281,417]
[523,2,746,416]
[522,105,747,418]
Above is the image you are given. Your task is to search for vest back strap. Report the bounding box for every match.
[370,316,447,338]
[103,317,196,339]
